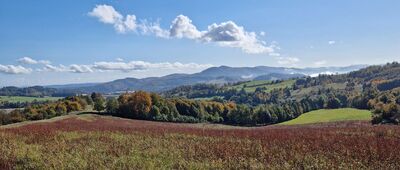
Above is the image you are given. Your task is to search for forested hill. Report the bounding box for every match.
[163,62,400,125]
[0,86,75,97]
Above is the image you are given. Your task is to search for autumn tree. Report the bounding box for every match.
[118,91,152,119]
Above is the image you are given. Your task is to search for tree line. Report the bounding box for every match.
[0,96,91,125]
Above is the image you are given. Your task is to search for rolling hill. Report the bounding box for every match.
[279,108,372,125]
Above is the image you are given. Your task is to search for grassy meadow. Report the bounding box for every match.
[231,79,295,93]
[1,114,399,169]
[279,108,372,125]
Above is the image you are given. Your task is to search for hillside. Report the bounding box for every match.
[279,108,372,125]
[163,62,400,125]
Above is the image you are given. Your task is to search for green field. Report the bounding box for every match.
[232,79,295,93]
[279,108,372,125]
[0,96,62,103]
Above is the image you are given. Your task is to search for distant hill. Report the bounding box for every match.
[60,65,367,93]
[47,83,100,89]
[0,86,74,97]
[0,65,367,96]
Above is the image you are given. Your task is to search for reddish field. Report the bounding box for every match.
[1,114,400,169]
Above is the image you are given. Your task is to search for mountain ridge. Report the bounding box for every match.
[56,64,367,93]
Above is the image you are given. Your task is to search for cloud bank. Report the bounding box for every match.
[0,65,32,74]
[42,61,211,73]
[89,4,277,54]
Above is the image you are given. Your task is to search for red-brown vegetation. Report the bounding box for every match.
[1,115,400,169]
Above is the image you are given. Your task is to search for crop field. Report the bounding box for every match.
[279,108,372,125]
[0,96,62,103]
[1,114,399,169]
[232,79,295,93]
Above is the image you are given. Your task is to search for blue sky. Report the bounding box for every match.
[0,0,399,86]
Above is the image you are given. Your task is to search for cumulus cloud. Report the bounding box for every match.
[89,4,137,33]
[276,57,300,67]
[169,15,202,39]
[89,5,277,55]
[328,41,336,45]
[88,4,122,24]
[201,21,273,54]
[0,64,32,74]
[17,57,50,65]
[168,16,275,54]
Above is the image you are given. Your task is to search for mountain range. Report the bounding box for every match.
[47,64,368,93]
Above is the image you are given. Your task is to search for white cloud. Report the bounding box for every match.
[40,64,91,73]
[310,71,338,77]
[42,64,69,72]
[0,64,32,74]
[260,31,266,36]
[38,60,212,73]
[89,5,276,54]
[328,41,336,45]
[169,15,202,39]
[93,61,212,72]
[17,57,50,65]
[276,57,300,67]
[93,61,146,71]
[314,60,327,67]
[88,4,123,24]
[138,20,170,38]
[89,4,137,33]
[201,21,274,54]
[124,15,137,31]
[69,64,94,73]
[116,58,124,62]
[17,57,37,64]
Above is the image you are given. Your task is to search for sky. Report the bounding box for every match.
[0,0,399,86]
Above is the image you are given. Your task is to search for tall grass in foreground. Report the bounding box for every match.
[1,115,400,169]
